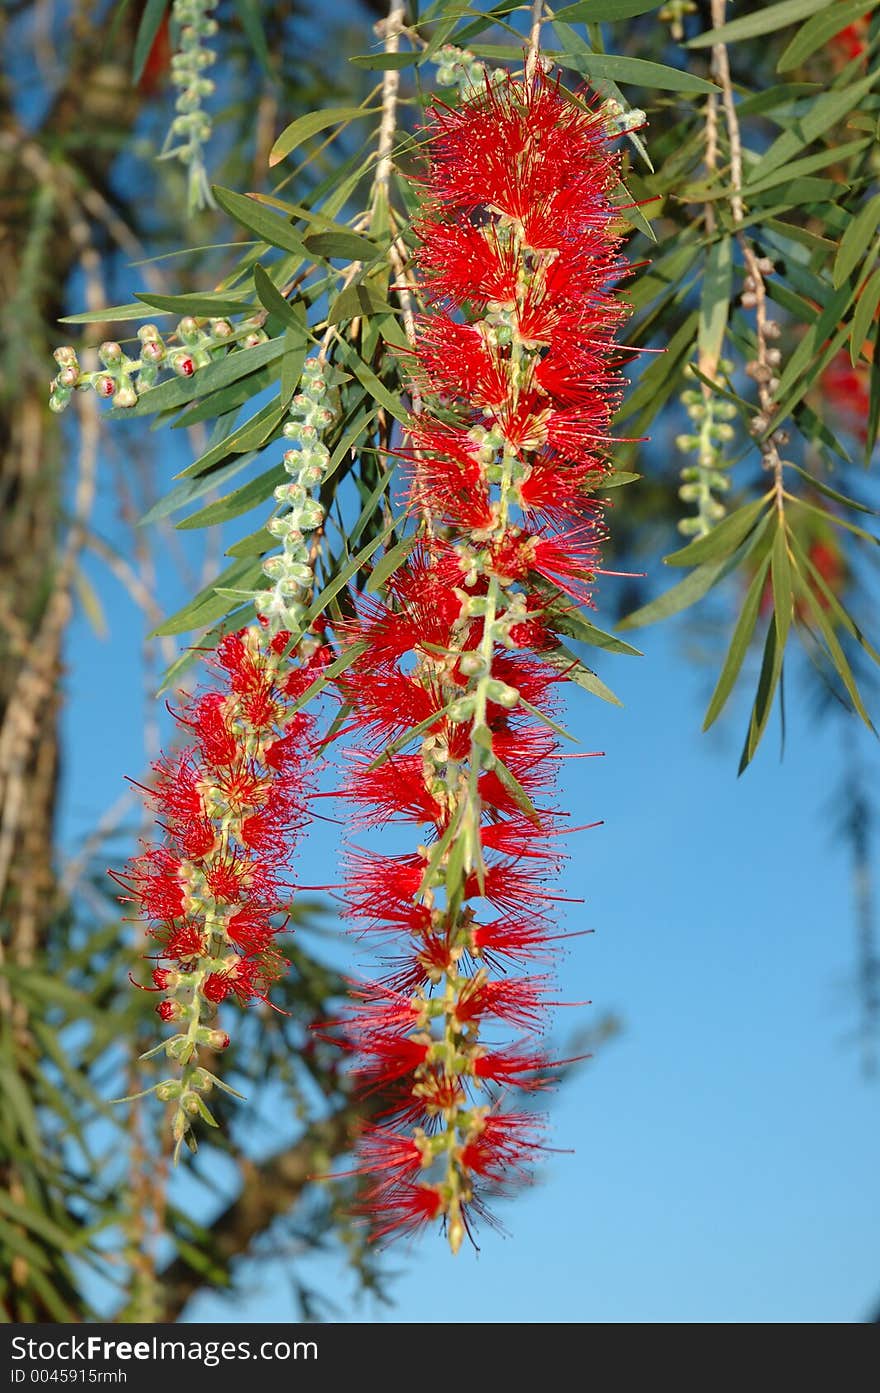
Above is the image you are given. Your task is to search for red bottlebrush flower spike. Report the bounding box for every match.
[329,69,631,1251]
[114,622,322,1157]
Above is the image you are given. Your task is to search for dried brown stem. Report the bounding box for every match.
[710,0,784,503]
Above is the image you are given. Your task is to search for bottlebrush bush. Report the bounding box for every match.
[14,0,880,1321]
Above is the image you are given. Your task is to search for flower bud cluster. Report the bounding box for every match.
[433,45,505,96]
[164,0,219,212]
[49,317,266,413]
[675,363,736,537]
[602,97,647,137]
[256,358,339,635]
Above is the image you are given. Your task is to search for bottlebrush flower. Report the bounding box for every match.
[114,622,326,1156]
[330,68,631,1250]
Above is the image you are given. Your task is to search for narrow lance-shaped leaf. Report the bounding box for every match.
[253,264,307,332]
[849,266,880,366]
[698,237,733,368]
[269,106,376,168]
[747,69,880,186]
[703,546,773,732]
[738,616,783,774]
[543,645,623,709]
[365,535,417,594]
[212,187,309,259]
[554,0,663,18]
[777,0,880,72]
[793,570,874,730]
[771,523,793,655]
[664,497,770,569]
[617,557,730,631]
[689,0,835,47]
[833,195,880,289]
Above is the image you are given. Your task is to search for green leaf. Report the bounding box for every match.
[793,571,873,728]
[785,494,880,546]
[738,617,783,773]
[325,406,379,492]
[703,548,772,731]
[617,558,730,631]
[134,291,256,318]
[747,69,880,186]
[554,0,662,17]
[174,358,284,429]
[329,281,395,325]
[689,0,831,47]
[554,28,653,172]
[833,192,880,289]
[616,181,656,238]
[770,282,855,422]
[551,38,720,94]
[602,470,641,488]
[737,83,822,118]
[544,646,623,708]
[771,525,793,653]
[849,265,880,365]
[176,396,288,480]
[0,1215,54,1275]
[60,301,167,325]
[792,401,852,465]
[618,311,700,425]
[777,1,879,71]
[300,522,400,632]
[132,0,168,83]
[664,497,769,568]
[150,559,265,637]
[741,137,871,197]
[231,0,271,72]
[698,238,733,368]
[551,607,643,657]
[212,187,308,259]
[349,51,418,70]
[226,526,272,558]
[269,106,374,168]
[788,530,880,667]
[337,341,409,425]
[149,456,261,527]
[347,468,394,549]
[177,463,285,530]
[786,463,878,516]
[253,264,306,331]
[0,1190,78,1255]
[304,231,382,263]
[366,534,417,593]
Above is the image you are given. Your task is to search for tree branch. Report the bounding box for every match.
[158,1103,365,1321]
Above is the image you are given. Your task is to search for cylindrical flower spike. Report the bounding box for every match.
[113,622,328,1157]
[330,70,632,1249]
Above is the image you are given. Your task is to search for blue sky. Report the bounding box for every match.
[59,429,880,1320]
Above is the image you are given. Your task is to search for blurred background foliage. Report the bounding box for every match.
[1,0,879,1321]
